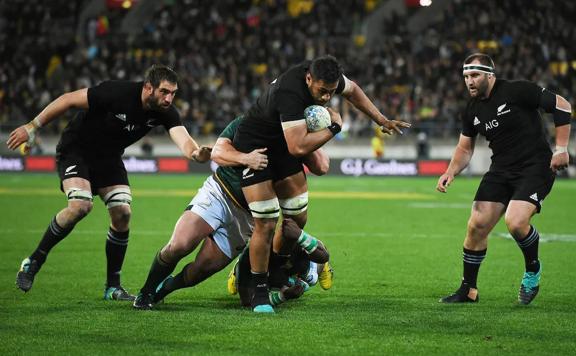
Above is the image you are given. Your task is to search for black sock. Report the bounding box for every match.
[105,228,129,288]
[30,216,74,267]
[462,247,487,289]
[140,251,177,294]
[251,271,270,307]
[513,225,540,273]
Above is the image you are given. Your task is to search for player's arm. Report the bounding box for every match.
[283,108,341,157]
[168,126,211,163]
[6,88,88,150]
[436,134,476,193]
[210,137,268,170]
[302,148,330,176]
[539,89,572,172]
[340,77,411,135]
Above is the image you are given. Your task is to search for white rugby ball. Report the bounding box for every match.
[304,105,331,132]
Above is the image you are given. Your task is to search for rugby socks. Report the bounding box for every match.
[462,247,487,289]
[30,216,74,267]
[105,228,129,288]
[140,251,177,294]
[513,225,540,273]
[297,230,318,254]
[251,271,270,306]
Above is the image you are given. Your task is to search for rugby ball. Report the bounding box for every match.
[304,105,331,132]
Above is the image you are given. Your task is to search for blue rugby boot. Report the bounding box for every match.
[104,285,135,301]
[519,263,541,305]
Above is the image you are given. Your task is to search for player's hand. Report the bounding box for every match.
[380,118,411,135]
[436,173,455,193]
[326,107,342,127]
[192,145,212,163]
[243,148,268,170]
[550,151,569,173]
[282,283,305,300]
[6,125,31,151]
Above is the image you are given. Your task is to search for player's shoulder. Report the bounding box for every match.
[276,61,310,94]
[94,80,142,91]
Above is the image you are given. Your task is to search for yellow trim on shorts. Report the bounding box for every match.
[213,172,248,212]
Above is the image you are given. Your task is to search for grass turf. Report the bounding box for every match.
[0,173,575,355]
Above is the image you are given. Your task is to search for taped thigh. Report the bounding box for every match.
[248,198,280,218]
[102,187,132,209]
[65,188,93,202]
[279,192,308,216]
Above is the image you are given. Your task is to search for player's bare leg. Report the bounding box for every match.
[505,200,541,304]
[134,211,213,309]
[99,185,135,301]
[153,236,232,303]
[440,201,504,303]
[242,180,279,313]
[17,178,93,292]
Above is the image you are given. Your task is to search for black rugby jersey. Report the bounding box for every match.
[57,81,181,156]
[461,79,551,169]
[233,61,345,152]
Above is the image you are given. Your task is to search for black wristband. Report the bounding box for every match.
[327,122,341,136]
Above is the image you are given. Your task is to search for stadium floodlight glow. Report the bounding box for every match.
[420,0,432,6]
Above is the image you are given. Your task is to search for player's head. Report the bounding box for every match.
[143,64,179,111]
[306,55,342,105]
[462,53,496,99]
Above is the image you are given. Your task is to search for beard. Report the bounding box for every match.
[145,96,170,111]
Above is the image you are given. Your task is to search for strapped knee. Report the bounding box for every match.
[65,188,93,202]
[103,187,132,209]
[279,192,308,216]
[248,198,280,218]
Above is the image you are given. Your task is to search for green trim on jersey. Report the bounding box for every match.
[215,117,249,210]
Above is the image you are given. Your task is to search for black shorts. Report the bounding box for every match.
[474,162,555,213]
[56,150,129,194]
[237,149,304,187]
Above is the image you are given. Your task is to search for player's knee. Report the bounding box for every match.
[67,200,93,221]
[65,188,94,220]
[279,192,308,218]
[167,238,196,258]
[254,218,278,240]
[467,217,491,237]
[110,205,132,228]
[504,215,529,238]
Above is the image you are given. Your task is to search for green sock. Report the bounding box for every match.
[269,291,286,306]
[297,231,318,254]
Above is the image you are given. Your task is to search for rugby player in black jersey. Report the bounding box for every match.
[6,65,211,301]
[132,117,329,310]
[232,55,410,312]
[436,53,572,305]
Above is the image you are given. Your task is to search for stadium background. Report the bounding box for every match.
[0,0,574,177]
[1,1,575,355]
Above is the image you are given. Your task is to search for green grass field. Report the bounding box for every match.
[1,173,575,355]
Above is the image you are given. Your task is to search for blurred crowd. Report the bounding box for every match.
[0,0,574,140]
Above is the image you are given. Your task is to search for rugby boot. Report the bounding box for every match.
[104,285,136,301]
[16,257,40,292]
[518,263,541,305]
[133,292,155,310]
[319,261,334,290]
[440,283,479,303]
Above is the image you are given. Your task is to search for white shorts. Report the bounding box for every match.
[189,175,253,259]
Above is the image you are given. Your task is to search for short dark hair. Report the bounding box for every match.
[464,53,495,69]
[310,55,343,83]
[144,64,178,87]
